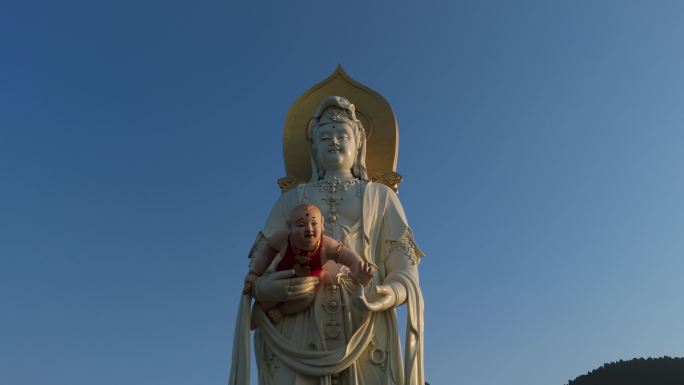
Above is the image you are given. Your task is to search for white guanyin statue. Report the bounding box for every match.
[230,69,424,385]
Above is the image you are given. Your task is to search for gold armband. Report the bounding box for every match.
[242,271,261,295]
[334,243,344,262]
[242,281,253,295]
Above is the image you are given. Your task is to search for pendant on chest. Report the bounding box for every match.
[314,177,362,225]
[293,263,311,277]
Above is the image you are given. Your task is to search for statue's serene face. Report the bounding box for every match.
[313,121,357,172]
[288,205,323,251]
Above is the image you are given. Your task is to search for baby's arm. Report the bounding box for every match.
[243,230,289,294]
[323,236,373,286]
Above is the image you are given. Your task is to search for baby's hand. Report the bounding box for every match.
[352,262,373,287]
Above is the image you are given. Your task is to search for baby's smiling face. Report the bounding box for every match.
[288,204,324,251]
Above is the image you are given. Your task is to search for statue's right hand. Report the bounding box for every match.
[252,270,319,302]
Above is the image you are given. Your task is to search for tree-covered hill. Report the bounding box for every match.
[567,357,684,385]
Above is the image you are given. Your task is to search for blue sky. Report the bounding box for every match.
[1,1,683,384]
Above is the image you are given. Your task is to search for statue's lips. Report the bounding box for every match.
[325,150,345,159]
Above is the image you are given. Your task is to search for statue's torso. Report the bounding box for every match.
[299,181,365,356]
[255,181,416,385]
[302,180,363,238]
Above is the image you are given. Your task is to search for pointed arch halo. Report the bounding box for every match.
[278,65,403,192]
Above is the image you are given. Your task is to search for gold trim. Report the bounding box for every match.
[369,170,403,193]
[280,65,401,192]
[277,177,301,192]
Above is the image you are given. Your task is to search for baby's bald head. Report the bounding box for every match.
[289,204,322,223]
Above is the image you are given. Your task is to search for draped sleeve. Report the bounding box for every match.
[364,182,425,385]
[364,182,424,265]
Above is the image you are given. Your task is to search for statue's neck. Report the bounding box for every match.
[322,170,355,180]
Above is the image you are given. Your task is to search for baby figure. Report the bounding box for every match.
[243,203,373,323]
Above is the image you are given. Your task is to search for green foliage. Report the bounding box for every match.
[567,357,684,385]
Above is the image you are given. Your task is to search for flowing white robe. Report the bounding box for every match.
[230,181,424,385]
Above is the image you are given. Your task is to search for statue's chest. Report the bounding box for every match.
[306,187,362,225]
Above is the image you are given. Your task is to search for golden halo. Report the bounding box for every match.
[279,65,402,192]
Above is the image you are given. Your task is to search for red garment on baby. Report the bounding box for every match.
[276,236,323,277]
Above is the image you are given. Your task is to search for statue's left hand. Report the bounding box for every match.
[356,284,396,312]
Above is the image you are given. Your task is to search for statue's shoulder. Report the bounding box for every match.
[366,180,398,199]
[278,183,308,200]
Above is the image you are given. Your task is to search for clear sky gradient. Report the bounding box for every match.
[1,1,683,385]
